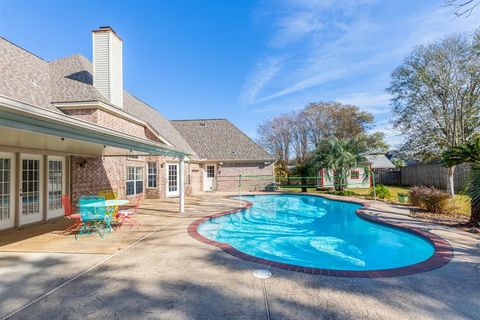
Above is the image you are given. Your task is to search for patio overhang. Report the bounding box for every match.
[0,95,186,158]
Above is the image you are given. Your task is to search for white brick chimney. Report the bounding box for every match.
[92,26,123,109]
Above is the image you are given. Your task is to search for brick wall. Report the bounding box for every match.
[70,155,198,204]
[63,107,199,201]
[63,108,99,123]
[64,108,160,142]
[216,162,274,192]
[70,156,125,205]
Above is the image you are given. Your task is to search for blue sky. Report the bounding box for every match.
[1,0,479,148]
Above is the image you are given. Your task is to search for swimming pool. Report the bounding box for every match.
[192,194,453,276]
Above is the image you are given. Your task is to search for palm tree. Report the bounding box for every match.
[442,136,480,224]
[291,159,315,192]
[312,138,370,191]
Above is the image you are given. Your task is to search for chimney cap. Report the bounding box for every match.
[92,26,122,41]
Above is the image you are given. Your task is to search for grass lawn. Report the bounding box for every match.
[279,185,471,217]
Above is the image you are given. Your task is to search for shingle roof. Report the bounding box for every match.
[0,37,54,111]
[0,37,196,156]
[123,93,197,157]
[50,54,107,103]
[366,154,395,169]
[171,119,273,161]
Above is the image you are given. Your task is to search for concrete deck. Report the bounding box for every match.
[0,193,479,320]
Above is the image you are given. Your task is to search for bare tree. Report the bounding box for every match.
[303,102,386,151]
[388,31,480,195]
[304,102,374,142]
[290,111,310,164]
[257,114,292,167]
[444,0,480,17]
[289,111,312,191]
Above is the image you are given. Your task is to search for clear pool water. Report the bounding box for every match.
[197,194,435,271]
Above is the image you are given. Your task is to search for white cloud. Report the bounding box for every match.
[239,56,284,106]
[240,1,480,108]
[337,92,391,115]
[253,68,348,104]
[369,118,404,148]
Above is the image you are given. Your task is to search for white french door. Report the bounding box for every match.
[204,164,216,192]
[47,156,65,219]
[0,152,15,230]
[166,163,179,197]
[19,154,43,225]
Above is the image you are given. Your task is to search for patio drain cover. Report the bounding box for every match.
[253,269,272,279]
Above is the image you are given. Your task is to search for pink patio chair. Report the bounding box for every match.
[116,193,142,229]
[62,195,82,234]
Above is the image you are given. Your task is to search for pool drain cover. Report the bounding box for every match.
[253,269,272,279]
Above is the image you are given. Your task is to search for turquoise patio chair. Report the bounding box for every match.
[76,195,110,240]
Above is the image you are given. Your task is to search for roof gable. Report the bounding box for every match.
[171,119,273,161]
[366,154,395,169]
[0,38,196,156]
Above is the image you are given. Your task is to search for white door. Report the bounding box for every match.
[0,153,15,230]
[166,163,179,197]
[19,154,43,225]
[204,164,216,192]
[47,156,65,219]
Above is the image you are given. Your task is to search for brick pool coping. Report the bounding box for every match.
[188,193,454,278]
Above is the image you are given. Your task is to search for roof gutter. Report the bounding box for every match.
[0,95,187,158]
[52,100,175,147]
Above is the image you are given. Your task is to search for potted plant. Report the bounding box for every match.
[397,192,409,203]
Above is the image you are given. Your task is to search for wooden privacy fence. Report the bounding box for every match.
[374,170,401,186]
[381,163,471,192]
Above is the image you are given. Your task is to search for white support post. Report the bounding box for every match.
[179,157,185,214]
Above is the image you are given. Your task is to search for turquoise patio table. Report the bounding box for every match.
[80,199,130,208]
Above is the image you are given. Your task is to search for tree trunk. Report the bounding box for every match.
[301,177,307,192]
[334,177,346,191]
[446,166,455,196]
[470,202,480,224]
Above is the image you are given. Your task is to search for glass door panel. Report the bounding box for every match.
[167,164,179,197]
[0,153,15,229]
[19,154,43,225]
[47,157,65,219]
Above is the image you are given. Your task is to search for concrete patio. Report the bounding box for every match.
[0,193,479,320]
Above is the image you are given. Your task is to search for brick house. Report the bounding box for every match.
[0,27,273,230]
[172,119,275,192]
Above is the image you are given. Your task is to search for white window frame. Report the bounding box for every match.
[166,163,179,197]
[47,155,66,219]
[127,155,144,161]
[0,152,15,230]
[147,162,157,189]
[126,166,144,196]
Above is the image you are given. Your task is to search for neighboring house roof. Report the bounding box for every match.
[171,119,274,161]
[366,154,395,169]
[0,37,196,157]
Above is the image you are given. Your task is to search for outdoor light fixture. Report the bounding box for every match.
[79,159,87,168]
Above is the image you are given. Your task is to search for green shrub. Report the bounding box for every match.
[397,192,409,203]
[326,189,355,196]
[371,184,391,200]
[409,186,451,214]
